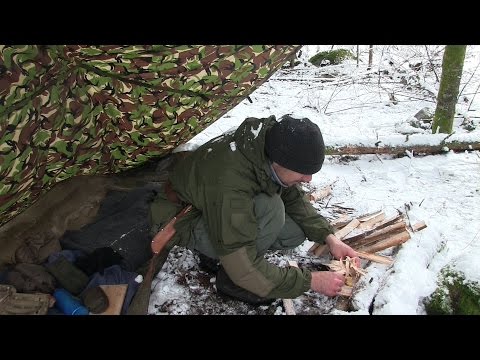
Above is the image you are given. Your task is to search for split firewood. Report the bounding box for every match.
[357,212,386,230]
[334,218,361,240]
[359,230,411,253]
[327,257,367,277]
[328,256,365,310]
[332,204,355,212]
[308,185,332,202]
[308,214,354,254]
[357,209,383,222]
[343,214,404,244]
[356,251,393,265]
[338,287,352,297]
[282,260,299,315]
[308,243,320,254]
[348,221,407,250]
[331,214,352,230]
[412,221,427,232]
[312,218,361,257]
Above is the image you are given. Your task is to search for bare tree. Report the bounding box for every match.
[432,45,467,134]
[368,45,373,70]
[356,46,360,67]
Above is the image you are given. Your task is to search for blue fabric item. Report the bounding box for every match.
[47,249,86,264]
[81,265,140,315]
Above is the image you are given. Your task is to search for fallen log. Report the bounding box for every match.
[326,141,480,156]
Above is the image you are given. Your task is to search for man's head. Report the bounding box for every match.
[265,115,325,186]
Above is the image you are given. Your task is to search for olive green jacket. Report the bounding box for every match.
[170,116,334,299]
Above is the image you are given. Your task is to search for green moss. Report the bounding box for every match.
[424,267,480,315]
[309,49,355,67]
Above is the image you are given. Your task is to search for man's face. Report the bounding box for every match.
[272,162,313,187]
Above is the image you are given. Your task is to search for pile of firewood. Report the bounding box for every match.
[281,187,427,314]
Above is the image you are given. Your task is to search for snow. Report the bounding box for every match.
[150,45,480,315]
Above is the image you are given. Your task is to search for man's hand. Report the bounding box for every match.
[325,233,359,266]
[310,271,345,296]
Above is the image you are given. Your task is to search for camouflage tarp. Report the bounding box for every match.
[0,45,300,226]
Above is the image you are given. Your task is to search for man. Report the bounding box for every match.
[150,115,358,305]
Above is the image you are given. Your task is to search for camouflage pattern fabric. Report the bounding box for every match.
[0,45,300,226]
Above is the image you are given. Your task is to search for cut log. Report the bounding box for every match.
[359,230,411,253]
[326,141,480,156]
[356,251,393,265]
[412,221,427,232]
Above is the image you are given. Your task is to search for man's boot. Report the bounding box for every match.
[196,252,220,274]
[215,267,275,306]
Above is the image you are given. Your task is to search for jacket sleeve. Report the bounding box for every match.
[281,185,335,244]
[207,189,312,299]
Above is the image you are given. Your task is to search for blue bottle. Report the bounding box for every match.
[53,288,89,315]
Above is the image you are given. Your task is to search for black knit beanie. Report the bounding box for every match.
[265,115,325,175]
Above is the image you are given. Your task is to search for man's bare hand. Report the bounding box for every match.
[310,271,345,297]
[325,234,360,266]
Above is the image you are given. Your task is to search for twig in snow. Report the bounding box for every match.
[459,56,480,99]
[375,153,384,163]
[440,132,456,146]
[467,82,480,112]
[424,45,440,83]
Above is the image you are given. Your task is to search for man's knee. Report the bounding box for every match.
[254,193,285,229]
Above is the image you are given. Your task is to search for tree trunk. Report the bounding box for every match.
[356,46,360,67]
[368,45,373,70]
[432,45,467,134]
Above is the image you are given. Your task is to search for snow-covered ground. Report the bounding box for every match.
[149,45,480,315]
